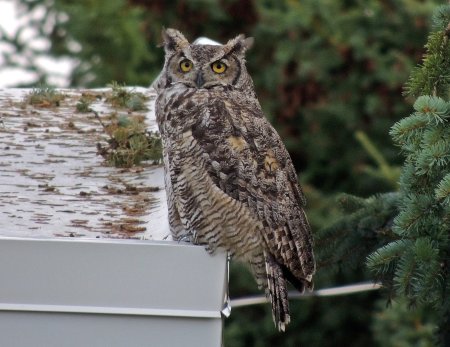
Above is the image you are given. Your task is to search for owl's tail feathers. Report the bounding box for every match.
[282,263,314,294]
[264,252,291,332]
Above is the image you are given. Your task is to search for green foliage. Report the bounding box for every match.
[87,83,158,167]
[75,92,101,113]
[404,5,450,98]
[354,131,401,189]
[54,0,155,87]
[414,95,450,124]
[315,5,450,345]
[367,6,450,344]
[317,193,399,272]
[24,85,65,107]
[245,0,438,195]
[75,97,91,113]
[435,173,450,204]
[106,81,148,111]
[96,113,162,168]
[371,298,437,347]
[301,184,341,232]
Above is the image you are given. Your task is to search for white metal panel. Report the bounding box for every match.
[0,312,223,347]
[0,237,227,347]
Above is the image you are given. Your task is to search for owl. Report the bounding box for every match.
[155,28,315,331]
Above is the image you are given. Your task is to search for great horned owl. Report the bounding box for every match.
[155,28,315,331]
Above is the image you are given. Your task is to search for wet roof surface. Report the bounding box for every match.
[0,87,169,240]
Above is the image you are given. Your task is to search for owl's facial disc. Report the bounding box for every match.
[161,29,255,91]
[173,51,234,89]
[165,41,253,90]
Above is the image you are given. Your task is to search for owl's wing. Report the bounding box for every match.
[167,118,268,288]
[170,91,315,288]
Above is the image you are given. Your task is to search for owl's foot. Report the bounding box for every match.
[178,235,191,243]
[174,233,194,244]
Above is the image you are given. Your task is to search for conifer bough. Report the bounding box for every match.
[318,5,450,345]
[369,5,450,344]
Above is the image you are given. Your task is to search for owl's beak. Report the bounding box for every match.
[195,72,205,88]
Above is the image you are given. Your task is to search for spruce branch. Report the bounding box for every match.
[435,173,450,204]
[371,5,450,344]
[319,5,450,345]
[367,240,412,275]
[404,5,450,98]
[316,193,399,272]
[413,95,449,125]
[390,115,428,148]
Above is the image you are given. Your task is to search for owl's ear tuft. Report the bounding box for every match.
[161,28,190,54]
[224,34,254,56]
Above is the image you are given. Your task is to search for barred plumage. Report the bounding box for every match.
[155,28,315,331]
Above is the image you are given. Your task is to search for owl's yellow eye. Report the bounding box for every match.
[180,59,193,72]
[211,61,227,74]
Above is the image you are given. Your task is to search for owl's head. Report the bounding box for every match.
[159,28,254,92]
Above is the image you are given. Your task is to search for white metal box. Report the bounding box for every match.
[0,237,227,347]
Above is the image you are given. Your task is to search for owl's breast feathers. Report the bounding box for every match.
[157,86,315,291]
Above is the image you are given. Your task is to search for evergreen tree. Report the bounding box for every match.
[318,5,450,345]
[371,299,437,347]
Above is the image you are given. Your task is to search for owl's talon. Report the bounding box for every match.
[177,234,192,243]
